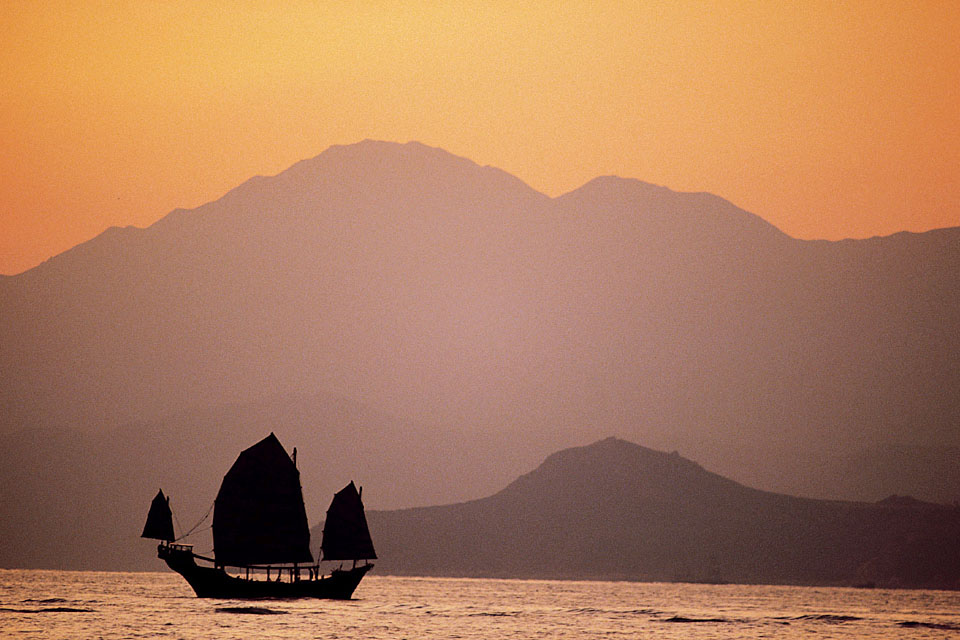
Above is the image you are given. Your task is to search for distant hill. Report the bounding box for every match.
[362,438,960,589]
[1,140,959,570]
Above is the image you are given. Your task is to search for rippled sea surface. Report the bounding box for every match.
[2,570,960,639]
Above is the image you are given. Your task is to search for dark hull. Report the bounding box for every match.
[159,545,372,599]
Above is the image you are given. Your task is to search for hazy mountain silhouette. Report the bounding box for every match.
[363,438,960,589]
[1,140,959,569]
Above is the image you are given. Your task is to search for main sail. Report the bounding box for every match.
[141,489,175,542]
[213,433,313,566]
[320,481,377,561]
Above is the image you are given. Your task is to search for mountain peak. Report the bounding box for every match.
[265,139,551,208]
[558,174,790,242]
[497,437,741,505]
[292,139,502,180]
[560,175,671,198]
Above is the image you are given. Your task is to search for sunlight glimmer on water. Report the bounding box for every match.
[2,571,959,639]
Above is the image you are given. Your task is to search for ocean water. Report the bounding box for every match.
[1,570,959,639]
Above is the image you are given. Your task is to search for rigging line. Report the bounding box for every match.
[175,501,214,542]
[172,510,184,542]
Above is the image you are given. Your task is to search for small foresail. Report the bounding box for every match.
[321,481,377,561]
[141,489,175,541]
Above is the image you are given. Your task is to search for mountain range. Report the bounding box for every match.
[1,140,958,570]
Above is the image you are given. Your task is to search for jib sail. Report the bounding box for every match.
[142,489,175,542]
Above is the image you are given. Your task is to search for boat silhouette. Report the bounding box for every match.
[142,433,375,599]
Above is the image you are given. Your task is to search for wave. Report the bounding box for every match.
[567,607,660,615]
[215,606,288,615]
[0,606,93,613]
[776,614,862,623]
[21,597,68,604]
[898,620,960,631]
[662,615,729,623]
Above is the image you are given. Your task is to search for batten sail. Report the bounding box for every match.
[142,489,175,542]
[321,481,377,561]
[213,433,313,566]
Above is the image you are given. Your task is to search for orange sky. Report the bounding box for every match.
[2,1,958,275]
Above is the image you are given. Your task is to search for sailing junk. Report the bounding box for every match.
[141,433,376,599]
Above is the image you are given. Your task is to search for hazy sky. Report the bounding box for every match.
[2,1,958,275]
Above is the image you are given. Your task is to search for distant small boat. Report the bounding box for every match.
[142,433,375,599]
